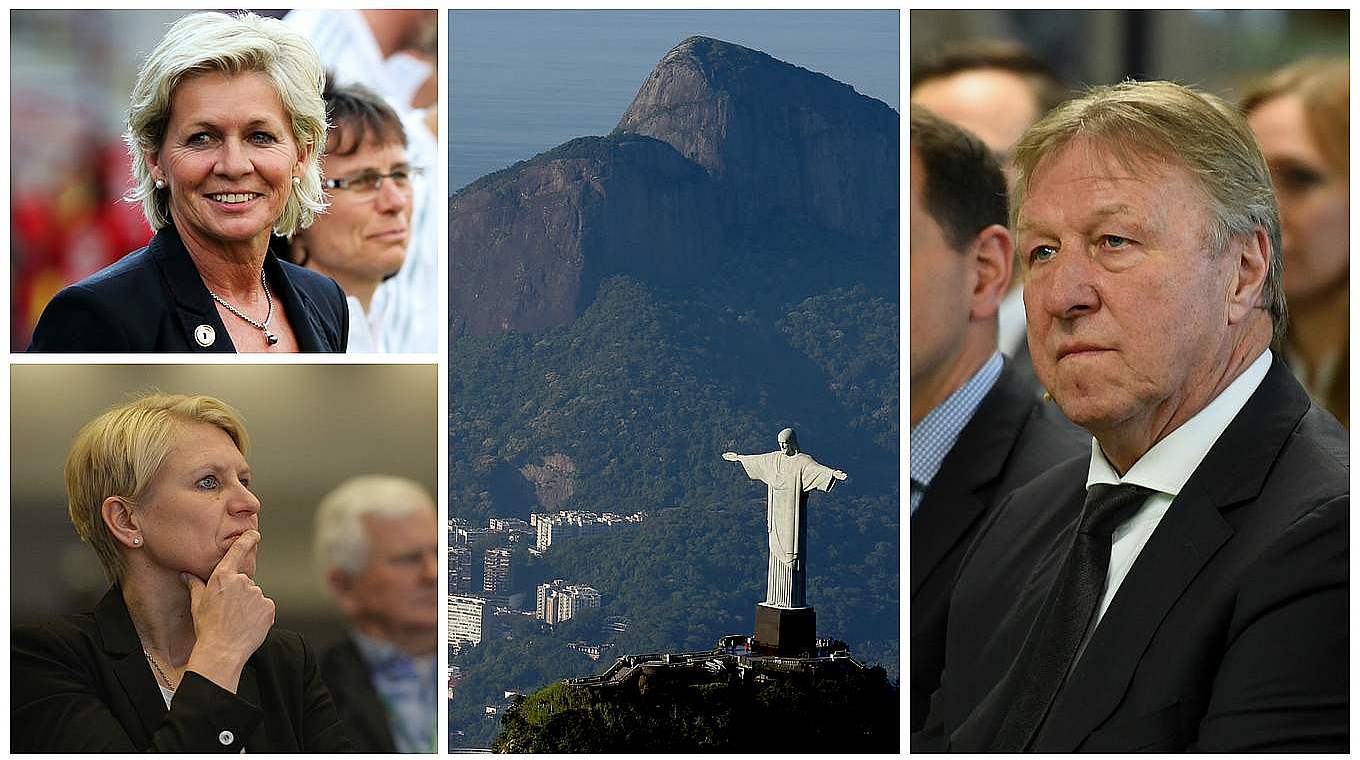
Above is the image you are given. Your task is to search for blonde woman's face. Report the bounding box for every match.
[1249,93,1349,303]
[149,70,308,255]
[134,422,260,581]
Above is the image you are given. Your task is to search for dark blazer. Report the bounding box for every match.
[910,359,1088,731]
[28,225,348,353]
[914,358,1348,752]
[319,636,398,753]
[12,586,355,753]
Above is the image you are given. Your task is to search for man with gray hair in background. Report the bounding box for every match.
[314,475,439,753]
[915,81,1347,752]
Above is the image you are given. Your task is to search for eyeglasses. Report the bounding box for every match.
[322,166,424,195]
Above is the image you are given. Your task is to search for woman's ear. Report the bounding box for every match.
[101,496,142,549]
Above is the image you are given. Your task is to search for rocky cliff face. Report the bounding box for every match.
[616,36,899,244]
[450,37,898,338]
[451,135,718,336]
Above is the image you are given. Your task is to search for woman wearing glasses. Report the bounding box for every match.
[28,12,348,353]
[285,80,420,352]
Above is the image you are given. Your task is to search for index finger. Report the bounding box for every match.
[214,529,261,578]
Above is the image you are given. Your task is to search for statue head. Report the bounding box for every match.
[777,428,799,456]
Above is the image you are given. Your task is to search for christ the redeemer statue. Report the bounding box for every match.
[723,428,847,609]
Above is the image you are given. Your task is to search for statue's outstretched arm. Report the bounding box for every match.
[722,451,740,462]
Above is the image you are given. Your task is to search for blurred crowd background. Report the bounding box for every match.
[912,9,1349,426]
[10,9,438,351]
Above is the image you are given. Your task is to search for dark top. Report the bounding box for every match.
[909,359,1088,731]
[28,225,348,353]
[12,585,355,752]
[914,359,1349,752]
[319,636,398,754]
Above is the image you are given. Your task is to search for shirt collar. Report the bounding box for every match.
[910,352,1004,490]
[1087,350,1273,495]
[351,630,434,682]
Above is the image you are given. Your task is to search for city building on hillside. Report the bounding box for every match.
[483,547,514,595]
[449,544,473,594]
[536,581,602,625]
[449,594,489,649]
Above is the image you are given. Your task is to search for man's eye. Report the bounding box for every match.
[1101,235,1130,249]
[1030,245,1057,263]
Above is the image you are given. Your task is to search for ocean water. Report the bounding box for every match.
[450,10,900,193]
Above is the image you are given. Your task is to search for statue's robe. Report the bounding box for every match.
[735,451,838,608]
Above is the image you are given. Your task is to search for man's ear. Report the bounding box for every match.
[968,223,1015,321]
[1227,227,1270,324]
[327,567,359,614]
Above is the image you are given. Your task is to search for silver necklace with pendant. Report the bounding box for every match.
[207,268,278,345]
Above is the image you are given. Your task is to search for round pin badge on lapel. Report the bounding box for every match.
[194,324,216,347]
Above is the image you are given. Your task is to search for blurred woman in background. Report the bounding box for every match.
[285,80,417,352]
[1243,57,1349,426]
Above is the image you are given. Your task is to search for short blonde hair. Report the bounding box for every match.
[1241,57,1349,178]
[314,475,434,583]
[65,393,249,583]
[124,11,328,236]
[1012,80,1286,346]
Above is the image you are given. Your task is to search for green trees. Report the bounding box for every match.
[448,275,899,748]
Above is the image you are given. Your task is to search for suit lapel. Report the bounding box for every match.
[911,362,1030,596]
[265,242,332,352]
[94,586,168,747]
[148,226,236,353]
[1033,358,1312,751]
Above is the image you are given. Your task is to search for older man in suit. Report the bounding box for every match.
[914,81,1348,752]
[908,106,1087,732]
[314,475,440,753]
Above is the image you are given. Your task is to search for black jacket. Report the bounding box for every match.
[914,358,1348,752]
[319,636,399,753]
[910,359,1088,731]
[28,225,348,352]
[12,586,355,752]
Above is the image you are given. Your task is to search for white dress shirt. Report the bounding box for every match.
[1085,349,1273,627]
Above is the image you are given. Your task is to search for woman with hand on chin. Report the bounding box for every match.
[28,12,348,353]
[12,394,352,752]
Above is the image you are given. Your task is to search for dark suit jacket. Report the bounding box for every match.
[12,585,355,752]
[320,636,398,753]
[28,225,348,352]
[914,358,1348,752]
[910,359,1088,731]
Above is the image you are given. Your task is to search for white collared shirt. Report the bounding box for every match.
[1085,349,1273,626]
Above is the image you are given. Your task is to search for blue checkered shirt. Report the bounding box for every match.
[910,352,1004,515]
[352,631,437,753]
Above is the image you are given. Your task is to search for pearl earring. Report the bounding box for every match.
[133,537,141,545]
[154,179,165,190]
[292,176,301,185]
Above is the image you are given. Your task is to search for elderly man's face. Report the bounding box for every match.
[1017,139,1239,433]
[343,509,440,637]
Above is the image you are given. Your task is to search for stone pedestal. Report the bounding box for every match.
[752,603,816,657]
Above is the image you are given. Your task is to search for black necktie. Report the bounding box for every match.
[990,482,1153,751]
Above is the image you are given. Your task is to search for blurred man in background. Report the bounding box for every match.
[912,40,1069,392]
[315,475,440,753]
[909,106,1087,732]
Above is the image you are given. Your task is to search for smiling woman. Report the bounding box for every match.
[11,393,354,751]
[26,11,349,353]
